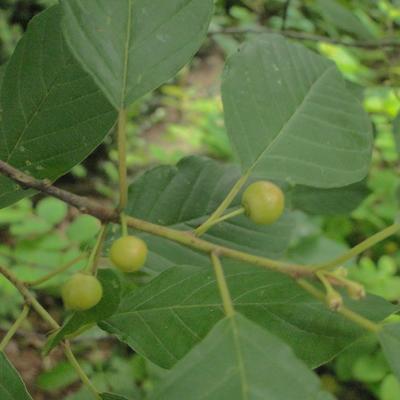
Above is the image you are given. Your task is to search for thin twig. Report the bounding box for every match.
[297,279,381,333]
[313,223,400,270]
[27,254,87,287]
[63,342,100,399]
[0,160,114,221]
[0,305,30,351]
[86,224,108,275]
[195,171,251,236]
[208,27,400,49]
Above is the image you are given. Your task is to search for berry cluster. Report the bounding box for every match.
[61,181,283,311]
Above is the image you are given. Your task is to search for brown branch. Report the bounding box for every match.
[0,160,115,221]
[0,161,386,335]
[208,28,400,49]
[0,160,313,278]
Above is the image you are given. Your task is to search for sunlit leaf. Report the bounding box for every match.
[394,113,400,155]
[316,0,374,40]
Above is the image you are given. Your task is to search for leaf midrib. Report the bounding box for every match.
[230,315,249,400]
[120,0,133,109]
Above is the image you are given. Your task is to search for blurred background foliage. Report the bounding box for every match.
[0,0,399,399]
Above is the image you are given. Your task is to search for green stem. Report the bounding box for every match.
[211,252,235,317]
[86,224,108,275]
[316,271,335,295]
[313,223,400,270]
[199,207,245,232]
[27,255,87,287]
[117,109,128,211]
[0,305,30,351]
[125,215,312,277]
[298,279,381,333]
[0,264,99,397]
[195,171,251,236]
[3,159,399,282]
[28,295,59,330]
[63,342,100,399]
[120,212,128,237]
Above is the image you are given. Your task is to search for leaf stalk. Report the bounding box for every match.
[211,252,235,317]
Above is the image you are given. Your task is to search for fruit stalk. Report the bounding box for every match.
[27,254,87,287]
[297,279,381,333]
[195,171,251,236]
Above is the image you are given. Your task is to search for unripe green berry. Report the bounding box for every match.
[241,181,285,225]
[110,235,148,273]
[62,273,103,311]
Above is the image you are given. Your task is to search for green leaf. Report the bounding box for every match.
[291,180,369,215]
[100,394,129,400]
[60,0,214,109]
[0,352,33,400]
[0,63,7,120]
[100,264,396,369]
[288,235,350,266]
[345,80,364,102]
[352,353,389,383]
[10,217,52,236]
[36,361,80,391]
[316,0,374,40]
[120,156,294,273]
[221,34,372,188]
[0,64,6,91]
[36,198,68,225]
[379,323,400,381]
[66,215,101,244]
[44,269,121,354]
[0,6,117,209]
[380,374,400,400]
[394,113,400,155]
[149,313,335,400]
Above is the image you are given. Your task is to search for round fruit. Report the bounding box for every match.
[62,273,103,311]
[241,181,285,225]
[109,235,148,273]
